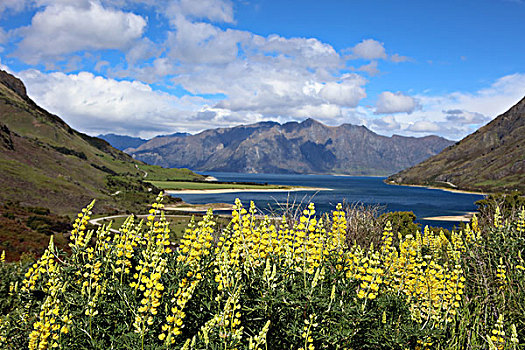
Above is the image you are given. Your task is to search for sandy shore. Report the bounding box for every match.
[423,212,477,222]
[385,181,486,195]
[165,187,331,195]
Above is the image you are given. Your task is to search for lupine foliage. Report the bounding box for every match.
[0,194,524,349]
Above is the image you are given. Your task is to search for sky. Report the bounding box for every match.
[0,0,524,140]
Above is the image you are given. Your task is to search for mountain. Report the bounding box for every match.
[387,96,525,193]
[98,132,190,153]
[97,133,148,151]
[127,118,454,175]
[0,70,203,216]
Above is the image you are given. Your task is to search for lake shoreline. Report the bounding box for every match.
[384,180,487,196]
[422,212,477,222]
[165,187,332,195]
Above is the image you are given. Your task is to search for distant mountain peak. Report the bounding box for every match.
[98,133,148,151]
[129,119,453,176]
[300,118,322,126]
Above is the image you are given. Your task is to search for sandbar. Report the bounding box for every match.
[385,181,486,195]
[423,212,477,222]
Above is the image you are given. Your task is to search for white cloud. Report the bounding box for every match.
[0,0,30,15]
[375,91,420,114]
[255,34,342,69]
[407,120,440,132]
[166,17,250,65]
[13,1,146,64]
[417,73,525,121]
[162,22,365,122]
[444,110,490,125]
[319,79,367,107]
[390,53,411,63]
[365,73,525,139]
[357,61,379,76]
[18,69,209,137]
[294,104,342,119]
[349,39,387,60]
[369,115,401,132]
[125,38,161,65]
[166,0,235,24]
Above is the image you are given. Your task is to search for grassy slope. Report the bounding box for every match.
[387,96,525,193]
[0,72,204,216]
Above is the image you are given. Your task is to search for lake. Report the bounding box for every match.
[168,172,486,231]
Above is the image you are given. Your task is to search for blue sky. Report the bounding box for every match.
[0,0,524,139]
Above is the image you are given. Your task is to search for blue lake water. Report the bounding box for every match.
[169,172,485,231]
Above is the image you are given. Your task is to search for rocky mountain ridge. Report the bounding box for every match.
[127,118,454,175]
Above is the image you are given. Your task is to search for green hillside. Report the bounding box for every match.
[387,96,525,193]
[0,69,204,216]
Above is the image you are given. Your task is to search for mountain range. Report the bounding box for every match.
[126,119,454,176]
[97,133,148,151]
[387,96,525,193]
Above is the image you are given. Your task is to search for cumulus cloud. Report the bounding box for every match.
[166,17,250,65]
[369,115,401,132]
[18,69,209,137]
[366,73,525,139]
[375,91,420,114]
[256,34,342,68]
[349,39,387,60]
[5,0,519,142]
[125,38,161,65]
[407,120,440,133]
[318,79,367,107]
[13,1,146,64]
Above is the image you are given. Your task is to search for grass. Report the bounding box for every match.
[1,80,207,217]
[148,180,292,191]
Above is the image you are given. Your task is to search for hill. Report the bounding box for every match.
[387,96,525,193]
[0,69,204,216]
[127,118,453,175]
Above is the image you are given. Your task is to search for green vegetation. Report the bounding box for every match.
[149,180,291,191]
[0,70,204,217]
[0,195,523,349]
[0,203,71,262]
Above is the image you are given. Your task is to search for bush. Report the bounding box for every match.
[0,196,523,349]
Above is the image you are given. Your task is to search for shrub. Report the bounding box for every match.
[0,196,523,349]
